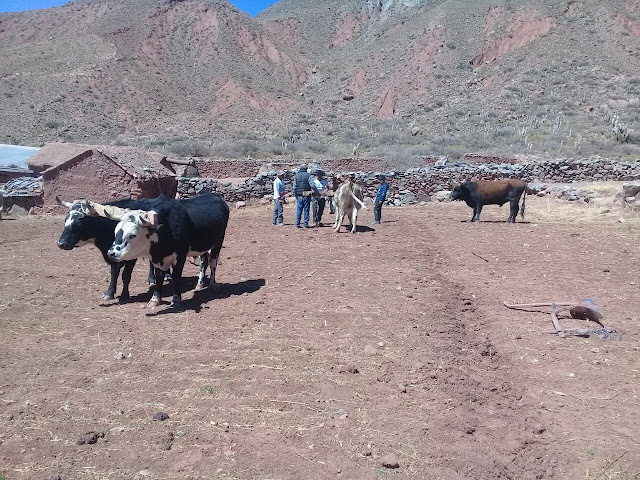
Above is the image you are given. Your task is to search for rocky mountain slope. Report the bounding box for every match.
[1,0,639,161]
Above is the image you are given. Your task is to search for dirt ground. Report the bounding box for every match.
[1,197,639,480]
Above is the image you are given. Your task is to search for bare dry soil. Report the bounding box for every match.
[1,199,639,479]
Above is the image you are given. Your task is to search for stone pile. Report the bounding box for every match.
[177,156,640,205]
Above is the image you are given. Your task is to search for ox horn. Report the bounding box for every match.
[55,196,74,209]
[87,201,129,220]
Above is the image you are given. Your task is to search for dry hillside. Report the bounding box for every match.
[0,0,639,162]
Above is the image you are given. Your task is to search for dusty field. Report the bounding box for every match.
[1,198,639,480]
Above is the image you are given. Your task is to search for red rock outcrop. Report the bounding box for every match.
[471,10,552,67]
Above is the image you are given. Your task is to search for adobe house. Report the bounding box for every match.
[29,143,177,206]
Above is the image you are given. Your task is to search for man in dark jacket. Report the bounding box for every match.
[374,174,389,224]
[293,164,312,228]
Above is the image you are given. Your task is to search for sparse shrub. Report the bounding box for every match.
[298,116,317,126]
[44,120,61,129]
[167,140,211,157]
[307,141,328,153]
[493,127,515,138]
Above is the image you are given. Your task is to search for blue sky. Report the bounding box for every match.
[0,0,277,16]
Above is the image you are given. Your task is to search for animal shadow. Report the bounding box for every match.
[147,278,266,316]
[460,220,532,224]
[336,225,376,233]
[98,275,196,308]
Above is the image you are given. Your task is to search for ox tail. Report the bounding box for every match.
[350,192,367,209]
[520,187,527,219]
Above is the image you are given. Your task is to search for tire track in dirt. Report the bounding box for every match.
[376,220,558,479]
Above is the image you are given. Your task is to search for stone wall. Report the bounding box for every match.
[177,157,640,204]
[192,156,445,179]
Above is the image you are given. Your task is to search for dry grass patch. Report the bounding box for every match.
[526,197,640,226]
[586,466,639,480]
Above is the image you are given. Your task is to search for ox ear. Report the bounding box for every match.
[55,196,74,209]
[138,210,159,227]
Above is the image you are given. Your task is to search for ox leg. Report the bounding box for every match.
[148,268,165,308]
[196,252,209,290]
[103,263,121,301]
[147,260,156,285]
[472,204,483,222]
[119,259,136,303]
[508,199,519,223]
[170,260,185,309]
[209,253,219,288]
[351,209,358,233]
[334,212,344,232]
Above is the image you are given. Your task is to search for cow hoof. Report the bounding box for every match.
[102,293,116,301]
[118,295,130,304]
[147,296,162,309]
[195,282,207,291]
[169,300,183,310]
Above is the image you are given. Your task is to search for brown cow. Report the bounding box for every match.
[332,178,367,233]
[450,179,527,223]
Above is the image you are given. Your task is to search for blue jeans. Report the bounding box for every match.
[272,199,283,225]
[374,199,383,223]
[296,195,310,227]
[312,197,326,224]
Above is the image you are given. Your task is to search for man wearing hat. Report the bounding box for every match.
[293,164,312,228]
[272,171,286,226]
[374,174,389,224]
[310,168,329,227]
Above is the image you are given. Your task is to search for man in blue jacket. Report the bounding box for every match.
[293,164,312,228]
[374,174,389,224]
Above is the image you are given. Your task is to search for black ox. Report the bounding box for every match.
[450,179,528,223]
[56,196,165,302]
[91,193,230,309]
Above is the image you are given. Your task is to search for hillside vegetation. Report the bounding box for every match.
[0,0,639,161]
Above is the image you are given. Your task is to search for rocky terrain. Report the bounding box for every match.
[0,0,639,161]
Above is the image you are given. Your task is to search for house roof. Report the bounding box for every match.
[28,143,92,173]
[35,143,175,181]
[0,176,43,198]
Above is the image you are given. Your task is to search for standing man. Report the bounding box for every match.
[374,174,389,225]
[272,170,286,226]
[293,164,312,228]
[310,169,329,227]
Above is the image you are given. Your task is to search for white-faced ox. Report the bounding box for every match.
[97,193,230,310]
[56,196,165,302]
